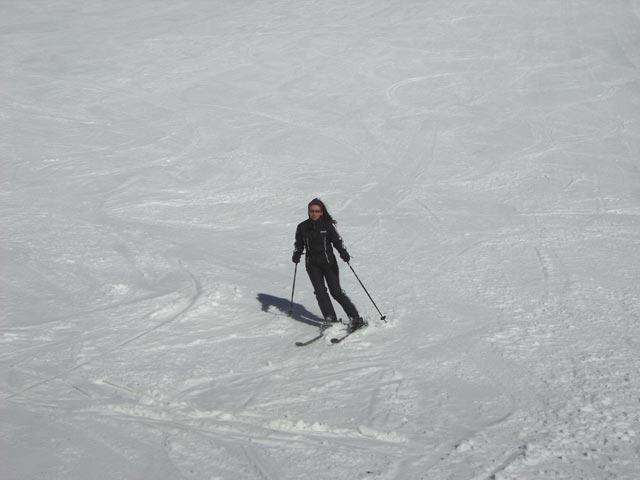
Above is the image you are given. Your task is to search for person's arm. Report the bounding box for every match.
[292,224,304,263]
[329,223,350,262]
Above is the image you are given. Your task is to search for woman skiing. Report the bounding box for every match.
[292,198,364,330]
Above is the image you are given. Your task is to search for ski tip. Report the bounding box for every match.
[330,338,340,344]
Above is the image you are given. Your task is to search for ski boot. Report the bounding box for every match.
[348,316,366,333]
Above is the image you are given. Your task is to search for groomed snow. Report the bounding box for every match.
[3,1,640,479]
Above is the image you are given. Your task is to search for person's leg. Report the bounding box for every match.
[306,264,338,322]
[324,264,360,320]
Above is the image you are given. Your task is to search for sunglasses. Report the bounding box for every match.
[309,209,322,213]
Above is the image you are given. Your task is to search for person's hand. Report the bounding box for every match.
[292,254,301,264]
[340,252,350,263]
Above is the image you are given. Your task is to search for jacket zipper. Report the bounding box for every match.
[305,238,310,265]
[323,237,330,264]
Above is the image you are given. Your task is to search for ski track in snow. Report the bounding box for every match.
[3,0,640,479]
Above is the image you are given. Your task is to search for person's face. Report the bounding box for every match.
[308,205,323,220]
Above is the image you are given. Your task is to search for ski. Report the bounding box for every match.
[330,324,367,344]
[295,320,366,346]
[330,335,349,344]
[295,333,324,347]
[294,322,333,347]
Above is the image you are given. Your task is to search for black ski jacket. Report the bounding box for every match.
[292,218,350,266]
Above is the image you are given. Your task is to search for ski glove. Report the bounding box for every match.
[340,252,350,263]
[292,254,301,264]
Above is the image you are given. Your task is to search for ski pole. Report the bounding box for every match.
[347,262,386,322]
[288,263,298,316]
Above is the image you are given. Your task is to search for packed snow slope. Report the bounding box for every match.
[3,1,640,479]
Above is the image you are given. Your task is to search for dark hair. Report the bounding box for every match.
[308,198,337,224]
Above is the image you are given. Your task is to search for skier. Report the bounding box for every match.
[292,198,364,331]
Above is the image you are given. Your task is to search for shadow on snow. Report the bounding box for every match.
[256,293,324,327]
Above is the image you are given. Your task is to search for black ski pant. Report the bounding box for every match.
[306,262,359,322]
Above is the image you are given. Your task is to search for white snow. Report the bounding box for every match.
[3,0,640,478]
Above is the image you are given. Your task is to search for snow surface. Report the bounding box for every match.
[3,0,640,479]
